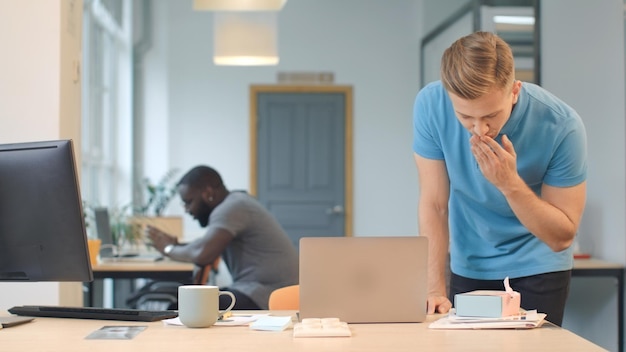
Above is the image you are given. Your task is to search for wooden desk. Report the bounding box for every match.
[87,260,195,307]
[573,258,625,352]
[0,311,605,351]
[91,260,195,280]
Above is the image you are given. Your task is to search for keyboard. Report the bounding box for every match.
[8,305,178,322]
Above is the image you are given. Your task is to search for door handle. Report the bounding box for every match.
[326,205,344,215]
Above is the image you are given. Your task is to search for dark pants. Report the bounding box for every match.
[219,288,261,310]
[449,270,571,326]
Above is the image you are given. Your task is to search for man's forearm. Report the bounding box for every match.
[419,203,450,297]
[163,243,194,262]
[501,177,582,252]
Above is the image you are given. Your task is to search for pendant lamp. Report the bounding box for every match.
[193,0,286,11]
[213,12,279,66]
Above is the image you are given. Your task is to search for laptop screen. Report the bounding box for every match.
[94,208,115,258]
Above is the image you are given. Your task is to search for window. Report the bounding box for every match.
[81,0,133,215]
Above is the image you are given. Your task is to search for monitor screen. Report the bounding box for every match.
[0,139,93,282]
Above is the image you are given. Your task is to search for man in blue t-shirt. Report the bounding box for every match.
[412,31,587,326]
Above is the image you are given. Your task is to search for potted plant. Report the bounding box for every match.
[83,169,183,255]
[131,169,184,240]
[111,203,145,251]
[136,168,180,217]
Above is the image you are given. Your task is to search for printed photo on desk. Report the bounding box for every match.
[85,326,147,340]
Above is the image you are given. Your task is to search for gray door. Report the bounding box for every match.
[251,86,352,248]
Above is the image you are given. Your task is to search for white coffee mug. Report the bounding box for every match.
[178,285,236,328]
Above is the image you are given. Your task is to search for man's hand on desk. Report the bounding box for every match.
[147,226,178,254]
[427,295,452,315]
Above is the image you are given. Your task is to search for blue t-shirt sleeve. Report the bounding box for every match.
[412,82,445,160]
[544,116,588,187]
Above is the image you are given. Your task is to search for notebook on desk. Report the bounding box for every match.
[299,236,428,323]
[0,316,34,328]
[94,207,163,262]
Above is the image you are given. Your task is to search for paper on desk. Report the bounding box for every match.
[162,314,268,327]
[218,314,269,326]
[429,309,546,330]
[249,316,292,331]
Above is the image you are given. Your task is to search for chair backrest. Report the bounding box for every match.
[192,257,221,285]
[268,284,300,310]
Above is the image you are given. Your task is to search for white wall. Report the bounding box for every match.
[541,1,626,351]
[0,0,84,312]
[143,0,423,238]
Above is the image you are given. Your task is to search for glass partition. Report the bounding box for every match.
[420,0,539,87]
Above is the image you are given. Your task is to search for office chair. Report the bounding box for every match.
[192,257,221,285]
[268,284,300,310]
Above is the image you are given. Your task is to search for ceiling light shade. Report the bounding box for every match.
[194,0,286,11]
[213,12,279,66]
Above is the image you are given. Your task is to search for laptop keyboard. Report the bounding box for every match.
[8,305,178,322]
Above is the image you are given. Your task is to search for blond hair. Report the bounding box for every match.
[440,31,514,100]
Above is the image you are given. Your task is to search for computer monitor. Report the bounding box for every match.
[0,139,93,282]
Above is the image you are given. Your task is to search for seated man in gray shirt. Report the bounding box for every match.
[148,165,299,310]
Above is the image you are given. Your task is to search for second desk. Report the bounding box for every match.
[87,260,195,307]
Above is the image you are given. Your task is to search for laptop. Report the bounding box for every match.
[299,236,428,323]
[94,207,163,262]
